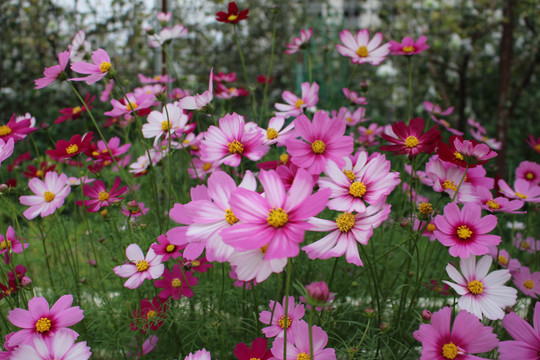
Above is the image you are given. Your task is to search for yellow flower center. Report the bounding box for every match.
[522,279,535,289]
[203,163,212,171]
[402,45,415,53]
[72,106,82,114]
[294,99,305,109]
[267,208,288,228]
[165,244,175,253]
[1,240,11,250]
[146,310,156,318]
[43,191,55,202]
[498,255,508,265]
[426,223,436,232]
[336,212,356,232]
[154,75,161,81]
[442,180,457,191]
[343,170,356,182]
[0,125,12,136]
[100,209,108,216]
[467,279,483,295]
[404,136,419,148]
[278,315,291,329]
[456,225,473,240]
[356,45,368,57]
[297,353,310,360]
[441,342,458,359]
[486,200,501,210]
[280,153,289,164]
[521,242,530,249]
[229,87,237,93]
[228,14,238,21]
[346,117,353,122]
[441,120,450,128]
[535,144,540,152]
[161,120,170,131]
[228,140,244,154]
[311,140,326,154]
[418,202,433,215]
[365,129,373,135]
[266,128,279,140]
[92,151,100,157]
[250,358,261,360]
[454,151,464,161]
[191,260,200,267]
[526,172,534,180]
[35,317,52,333]
[36,170,44,178]
[515,192,527,199]
[66,144,79,154]
[98,191,110,201]
[260,244,269,254]
[225,209,239,225]
[349,181,367,198]
[136,260,149,272]
[99,61,112,73]
[171,278,182,288]
[126,102,138,111]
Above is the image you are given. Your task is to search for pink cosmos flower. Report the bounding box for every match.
[470,129,502,150]
[499,302,540,360]
[270,320,336,360]
[154,264,197,301]
[70,48,112,84]
[157,11,172,23]
[303,202,391,266]
[142,104,193,143]
[380,117,440,158]
[19,172,71,220]
[389,35,429,55]
[113,244,165,289]
[357,123,383,146]
[200,113,268,167]
[284,28,313,54]
[318,152,400,213]
[150,234,184,261]
[10,330,92,360]
[35,50,70,89]
[526,134,540,154]
[423,102,454,117]
[138,73,174,84]
[178,68,214,110]
[213,71,237,83]
[513,233,539,253]
[425,156,478,203]
[516,160,540,186]
[214,83,249,99]
[129,148,164,176]
[434,202,500,258]
[262,116,295,146]
[275,82,319,118]
[333,106,368,127]
[185,349,211,360]
[234,337,271,360]
[477,186,524,214]
[413,307,498,360]
[0,114,38,144]
[0,226,28,264]
[487,246,521,272]
[259,296,305,339]
[512,266,540,298]
[221,169,330,260]
[95,136,131,161]
[228,247,288,283]
[7,295,84,347]
[443,255,517,320]
[286,111,354,175]
[336,29,390,65]
[342,88,368,105]
[0,139,14,167]
[76,176,128,212]
[104,93,154,118]
[149,25,188,47]
[498,178,540,203]
[121,201,149,218]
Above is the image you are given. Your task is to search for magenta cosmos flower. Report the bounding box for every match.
[336,29,390,65]
[104,93,154,118]
[76,176,128,212]
[512,266,540,298]
[11,330,92,360]
[19,171,71,220]
[380,117,441,158]
[70,48,112,84]
[425,156,478,203]
[342,88,368,105]
[389,35,429,55]
[516,160,540,185]
[286,111,354,175]
[200,113,267,167]
[113,244,164,289]
[499,302,540,360]
[221,169,330,260]
[0,226,28,264]
[234,337,271,360]
[275,82,320,119]
[413,307,498,360]
[7,294,84,348]
[271,321,336,360]
[0,114,37,144]
[434,202,500,258]
[259,296,305,339]
[35,50,70,89]
[154,264,198,301]
[284,28,313,54]
[444,255,517,320]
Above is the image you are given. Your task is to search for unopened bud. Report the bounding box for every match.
[421,309,432,321]
[379,322,389,331]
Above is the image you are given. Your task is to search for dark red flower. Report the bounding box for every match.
[234,337,272,360]
[216,2,249,24]
[182,257,212,273]
[22,162,56,179]
[130,297,168,334]
[380,117,440,158]
[46,132,93,160]
[54,93,95,124]
[257,75,273,84]
[8,151,32,172]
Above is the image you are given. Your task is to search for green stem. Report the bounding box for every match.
[233,24,257,118]
[259,14,278,123]
[451,163,470,202]
[407,56,413,123]
[308,308,314,360]
[283,260,292,360]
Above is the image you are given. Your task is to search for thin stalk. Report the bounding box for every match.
[407,56,413,123]
[259,14,278,122]
[233,24,257,118]
[283,260,292,360]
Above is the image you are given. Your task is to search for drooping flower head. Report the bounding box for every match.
[284,28,313,54]
[216,2,249,24]
[336,29,390,65]
[178,68,214,110]
[35,50,70,89]
[380,118,440,158]
[55,93,95,124]
[19,172,71,220]
[389,35,429,55]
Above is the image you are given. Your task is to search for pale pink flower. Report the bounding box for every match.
[228,247,287,283]
[423,101,454,117]
[113,244,165,289]
[357,123,383,146]
[275,82,319,118]
[184,349,211,360]
[70,48,112,84]
[284,28,313,54]
[336,29,390,65]
[259,296,305,338]
[499,302,540,360]
[104,93,154,117]
[129,148,164,176]
[142,104,192,143]
[149,24,188,47]
[470,129,502,150]
[270,320,336,360]
[512,266,540,298]
[138,73,174,84]
[443,255,517,320]
[35,50,70,89]
[10,330,91,360]
[342,88,368,105]
[19,172,71,220]
[333,106,368,127]
[389,35,429,55]
[178,68,213,110]
[262,116,295,146]
[477,186,524,214]
[513,232,539,253]
[487,246,521,272]
[69,30,90,62]
[498,178,540,203]
[0,138,14,167]
[157,11,172,23]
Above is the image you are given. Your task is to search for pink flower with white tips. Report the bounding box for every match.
[262,116,295,146]
[104,93,154,118]
[333,106,368,126]
[274,82,319,118]
[178,68,214,110]
[70,48,113,84]
[11,330,92,360]
[424,156,478,203]
[228,247,287,283]
[142,104,193,144]
[19,172,71,220]
[284,28,313,54]
[336,29,390,65]
[342,88,368,105]
[200,113,268,167]
[149,25,188,48]
[35,50,70,89]
[113,244,165,289]
[0,138,14,167]
[443,255,517,320]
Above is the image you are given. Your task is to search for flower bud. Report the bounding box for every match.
[305,281,330,305]
[21,276,32,287]
[421,309,432,321]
